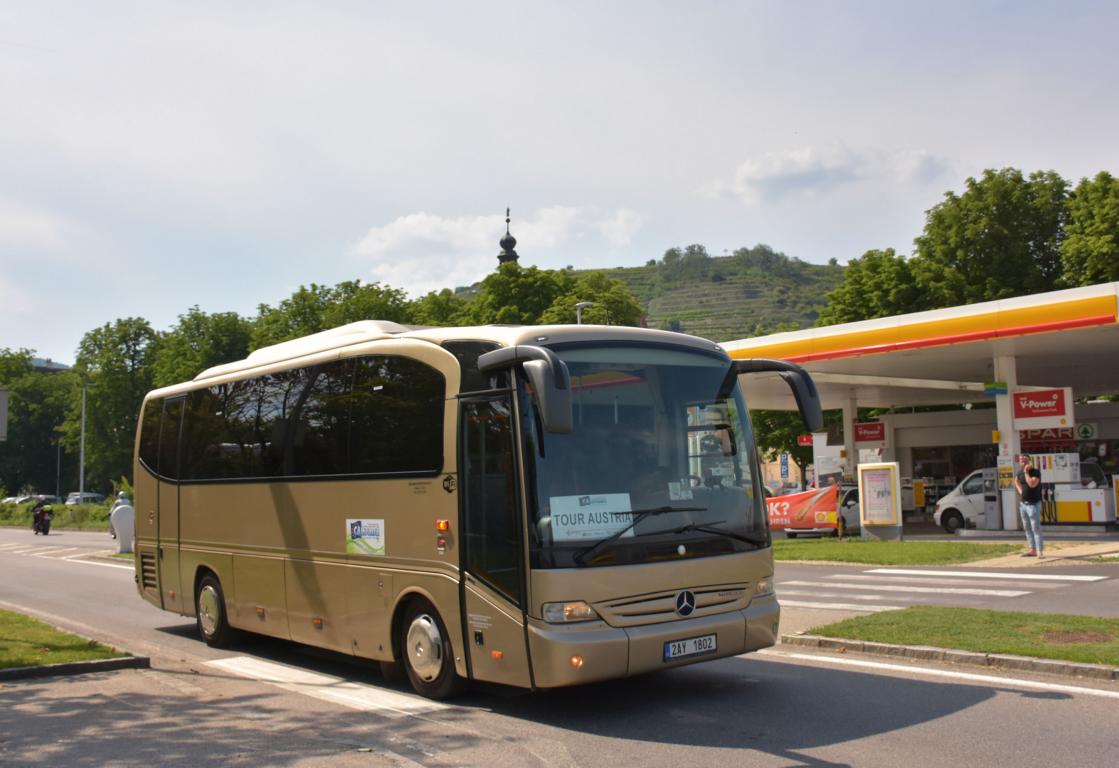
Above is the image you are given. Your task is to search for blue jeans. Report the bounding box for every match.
[1019,501,1043,551]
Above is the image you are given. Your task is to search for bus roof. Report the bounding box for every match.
[151,322,727,398]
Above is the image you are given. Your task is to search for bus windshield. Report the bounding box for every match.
[519,344,768,569]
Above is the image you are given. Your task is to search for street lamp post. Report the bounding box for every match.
[576,302,595,324]
[79,382,86,499]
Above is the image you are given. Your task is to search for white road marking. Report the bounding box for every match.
[207,656,452,716]
[779,600,905,612]
[59,554,134,570]
[830,574,1062,589]
[30,547,81,557]
[772,651,1119,701]
[781,580,1029,597]
[779,590,891,600]
[1,547,42,555]
[865,568,1108,582]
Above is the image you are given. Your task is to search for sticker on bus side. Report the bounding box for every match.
[346,518,386,555]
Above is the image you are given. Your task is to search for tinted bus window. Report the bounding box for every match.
[350,356,444,475]
[293,360,354,476]
[138,398,162,473]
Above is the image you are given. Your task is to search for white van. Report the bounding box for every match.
[933,470,987,533]
[935,464,1113,532]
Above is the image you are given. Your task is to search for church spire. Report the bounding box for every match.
[497,207,519,264]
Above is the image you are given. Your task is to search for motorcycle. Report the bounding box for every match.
[32,506,53,535]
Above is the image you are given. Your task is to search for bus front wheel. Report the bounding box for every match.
[400,598,464,700]
[196,574,235,648]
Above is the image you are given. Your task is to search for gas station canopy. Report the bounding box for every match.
[723,283,1119,411]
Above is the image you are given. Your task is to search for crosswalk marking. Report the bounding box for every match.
[779,600,905,613]
[207,656,451,716]
[828,574,1062,589]
[865,568,1108,582]
[781,580,1030,597]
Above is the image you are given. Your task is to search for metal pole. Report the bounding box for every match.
[79,383,86,498]
[56,443,61,497]
[576,301,594,324]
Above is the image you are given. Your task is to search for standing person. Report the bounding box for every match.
[1014,454,1044,559]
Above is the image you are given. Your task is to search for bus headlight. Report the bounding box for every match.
[542,601,599,624]
[754,578,773,596]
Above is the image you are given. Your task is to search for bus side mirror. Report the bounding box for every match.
[522,360,572,434]
[733,358,823,433]
[477,345,573,434]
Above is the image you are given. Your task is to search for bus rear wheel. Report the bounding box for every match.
[196,574,235,648]
[400,598,464,700]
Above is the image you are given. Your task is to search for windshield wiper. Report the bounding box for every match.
[572,506,706,565]
[646,520,769,548]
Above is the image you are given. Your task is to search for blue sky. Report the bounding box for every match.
[2,1,1117,364]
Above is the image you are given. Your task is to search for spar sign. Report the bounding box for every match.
[766,485,839,532]
[1013,387,1073,430]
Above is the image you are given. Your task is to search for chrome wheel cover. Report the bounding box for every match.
[198,584,221,638]
[405,613,444,682]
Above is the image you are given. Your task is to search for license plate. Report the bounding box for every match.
[663,633,717,662]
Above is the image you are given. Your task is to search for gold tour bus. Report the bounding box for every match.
[133,320,820,699]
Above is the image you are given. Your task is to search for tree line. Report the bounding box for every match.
[0,264,642,497]
[2,166,1116,496]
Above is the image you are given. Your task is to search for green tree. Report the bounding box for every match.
[1061,171,1119,285]
[469,263,574,325]
[0,347,33,383]
[153,306,253,387]
[0,353,81,495]
[912,168,1069,306]
[539,271,645,326]
[252,280,413,349]
[410,288,474,326]
[61,318,159,490]
[816,248,929,325]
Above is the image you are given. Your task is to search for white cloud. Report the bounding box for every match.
[349,207,645,295]
[595,209,644,247]
[0,275,32,316]
[0,202,67,250]
[708,144,951,205]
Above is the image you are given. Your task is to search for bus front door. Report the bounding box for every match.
[460,398,532,688]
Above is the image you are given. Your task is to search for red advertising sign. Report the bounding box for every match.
[1013,388,1068,419]
[797,434,814,447]
[766,485,839,531]
[1012,387,1073,430]
[855,422,885,443]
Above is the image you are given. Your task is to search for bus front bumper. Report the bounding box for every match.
[526,594,779,689]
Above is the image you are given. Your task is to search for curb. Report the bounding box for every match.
[780,634,1119,681]
[0,655,150,682]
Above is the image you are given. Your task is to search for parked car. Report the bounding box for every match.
[33,494,62,505]
[65,491,105,505]
[783,483,860,538]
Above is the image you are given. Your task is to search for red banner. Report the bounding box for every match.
[766,485,839,531]
[797,434,813,447]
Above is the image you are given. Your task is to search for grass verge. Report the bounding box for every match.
[773,538,1021,565]
[0,608,126,670]
[0,502,111,531]
[811,606,1119,666]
